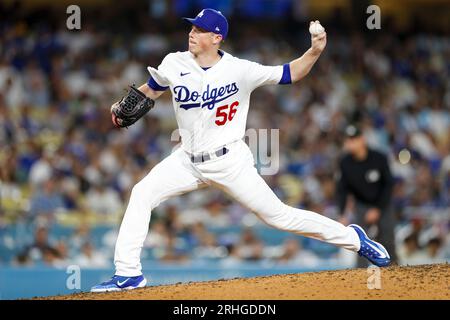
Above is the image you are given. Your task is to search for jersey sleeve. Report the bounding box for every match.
[243,60,291,92]
[146,54,172,91]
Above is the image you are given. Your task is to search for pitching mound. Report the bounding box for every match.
[40,263,449,300]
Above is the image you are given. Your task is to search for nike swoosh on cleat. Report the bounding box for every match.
[117,279,129,286]
[366,241,387,259]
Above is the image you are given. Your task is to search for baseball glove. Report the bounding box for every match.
[111,85,155,128]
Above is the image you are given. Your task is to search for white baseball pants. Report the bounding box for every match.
[114,139,360,276]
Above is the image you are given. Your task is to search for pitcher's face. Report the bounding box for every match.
[188,25,221,54]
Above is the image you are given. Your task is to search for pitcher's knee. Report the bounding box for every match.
[256,203,295,229]
[130,181,159,208]
[130,182,146,198]
[265,204,321,233]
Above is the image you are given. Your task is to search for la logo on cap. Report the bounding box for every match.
[198,10,204,17]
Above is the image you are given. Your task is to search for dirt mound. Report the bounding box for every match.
[40,263,449,300]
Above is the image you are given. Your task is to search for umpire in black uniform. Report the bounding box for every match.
[336,124,397,267]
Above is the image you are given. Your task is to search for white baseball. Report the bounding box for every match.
[309,21,325,35]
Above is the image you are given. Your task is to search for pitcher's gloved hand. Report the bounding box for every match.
[111,85,155,128]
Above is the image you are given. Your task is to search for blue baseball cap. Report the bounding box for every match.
[183,8,229,40]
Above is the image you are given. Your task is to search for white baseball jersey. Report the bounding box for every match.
[147,50,291,154]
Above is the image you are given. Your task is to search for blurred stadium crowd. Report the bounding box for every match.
[0,2,449,269]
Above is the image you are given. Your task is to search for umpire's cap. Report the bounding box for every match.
[344,124,363,138]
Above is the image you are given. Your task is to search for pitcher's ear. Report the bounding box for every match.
[213,34,223,45]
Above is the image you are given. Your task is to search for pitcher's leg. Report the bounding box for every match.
[213,165,360,252]
[114,149,205,276]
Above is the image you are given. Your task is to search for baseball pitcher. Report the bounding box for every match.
[92,9,390,292]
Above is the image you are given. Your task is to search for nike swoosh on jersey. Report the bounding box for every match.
[180,72,190,76]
